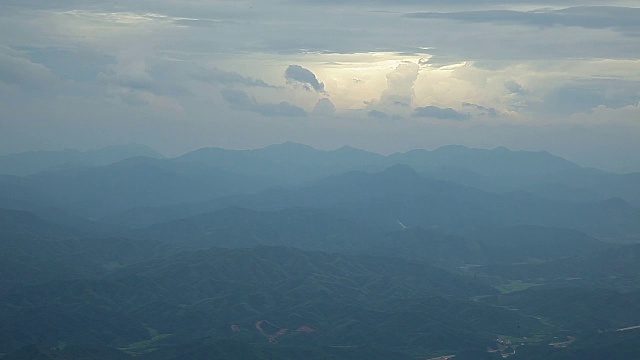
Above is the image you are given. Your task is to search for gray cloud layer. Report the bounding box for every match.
[302,0,621,5]
[368,109,389,119]
[221,88,307,117]
[542,79,640,115]
[193,67,277,88]
[413,106,470,120]
[462,102,499,117]
[405,6,640,34]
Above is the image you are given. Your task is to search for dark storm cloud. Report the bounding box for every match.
[285,65,325,93]
[413,106,470,120]
[405,7,640,34]
[220,88,307,117]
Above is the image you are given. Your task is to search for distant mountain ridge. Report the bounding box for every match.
[129,205,610,266]
[1,141,638,223]
[174,142,640,206]
[174,141,386,185]
[111,164,640,242]
[0,144,165,176]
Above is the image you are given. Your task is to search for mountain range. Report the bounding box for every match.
[1,142,639,359]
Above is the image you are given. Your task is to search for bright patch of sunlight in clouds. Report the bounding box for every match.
[1,0,639,171]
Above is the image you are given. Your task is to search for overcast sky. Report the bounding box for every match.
[1,0,639,171]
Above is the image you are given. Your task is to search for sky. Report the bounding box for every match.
[1,0,639,172]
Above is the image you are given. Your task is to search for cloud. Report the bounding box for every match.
[173,19,222,28]
[404,7,640,34]
[193,67,277,88]
[117,90,149,107]
[256,102,307,117]
[299,0,611,5]
[365,62,420,119]
[285,65,325,92]
[505,80,527,95]
[220,87,254,108]
[542,79,640,115]
[462,102,499,117]
[368,109,389,119]
[221,88,307,117]
[312,98,336,116]
[97,49,155,91]
[23,47,115,84]
[0,46,56,88]
[2,0,640,172]
[413,106,470,120]
[381,62,420,107]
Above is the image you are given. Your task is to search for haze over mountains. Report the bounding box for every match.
[0,144,165,177]
[1,142,639,215]
[1,142,639,359]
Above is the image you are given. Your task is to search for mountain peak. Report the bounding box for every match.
[334,145,357,151]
